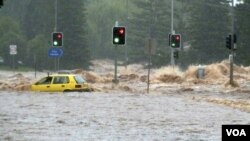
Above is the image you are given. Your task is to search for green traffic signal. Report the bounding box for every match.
[114,37,120,43]
[53,41,58,46]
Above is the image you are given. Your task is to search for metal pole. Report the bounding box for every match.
[34,55,37,78]
[125,0,129,69]
[114,45,118,84]
[54,59,57,72]
[57,57,60,70]
[147,39,151,94]
[171,0,174,33]
[113,21,119,84]
[54,0,58,72]
[13,55,15,72]
[170,0,175,67]
[230,0,235,85]
[54,0,57,32]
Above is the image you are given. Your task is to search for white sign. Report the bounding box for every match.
[9,45,17,55]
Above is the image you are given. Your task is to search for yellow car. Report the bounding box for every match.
[31,74,91,92]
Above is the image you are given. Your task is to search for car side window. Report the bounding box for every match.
[36,77,52,85]
[53,76,69,84]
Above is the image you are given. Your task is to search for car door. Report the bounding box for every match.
[50,76,70,92]
[32,76,53,92]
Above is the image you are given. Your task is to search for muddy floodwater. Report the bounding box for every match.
[0,60,250,140]
[0,91,250,141]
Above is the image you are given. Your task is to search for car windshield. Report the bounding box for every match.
[74,75,86,84]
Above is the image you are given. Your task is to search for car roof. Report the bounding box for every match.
[49,74,78,77]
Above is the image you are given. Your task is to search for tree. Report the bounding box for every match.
[128,0,172,66]
[57,0,90,69]
[23,0,54,40]
[0,17,27,67]
[235,0,250,65]
[0,0,31,24]
[184,0,231,65]
[26,34,51,70]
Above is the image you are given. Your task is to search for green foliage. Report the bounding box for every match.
[0,0,31,24]
[1,0,250,70]
[183,0,231,65]
[128,0,172,64]
[23,0,54,40]
[0,16,27,66]
[1,0,91,69]
[57,0,90,69]
[235,1,250,65]
[26,34,51,70]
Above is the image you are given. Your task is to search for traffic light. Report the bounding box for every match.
[0,0,3,7]
[173,50,179,59]
[170,34,181,48]
[113,27,126,45]
[52,32,63,47]
[226,34,232,50]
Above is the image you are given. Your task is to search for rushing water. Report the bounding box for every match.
[0,91,249,141]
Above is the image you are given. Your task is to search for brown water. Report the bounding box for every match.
[1,60,250,91]
[0,91,250,141]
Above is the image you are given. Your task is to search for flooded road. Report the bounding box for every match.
[0,91,249,141]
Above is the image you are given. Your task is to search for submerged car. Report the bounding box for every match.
[31,74,91,92]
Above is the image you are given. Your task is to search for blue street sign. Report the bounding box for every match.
[48,48,63,57]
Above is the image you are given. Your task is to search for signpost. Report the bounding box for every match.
[9,45,17,71]
[48,48,63,72]
[144,38,156,93]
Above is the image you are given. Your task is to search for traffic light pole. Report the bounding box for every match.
[229,0,235,85]
[54,0,58,32]
[147,39,152,94]
[125,0,129,69]
[113,45,119,84]
[113,21,119,84]
[54,59,57,72]
[34,55,37,78]
[54,0,60,72]
[170,0,175,67]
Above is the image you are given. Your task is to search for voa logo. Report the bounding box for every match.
[226,129,246,137]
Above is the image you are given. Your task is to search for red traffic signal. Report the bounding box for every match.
[52,32,63,47]
[175,35,180,40]
[57,34,62,39]
[119,28,124,34]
